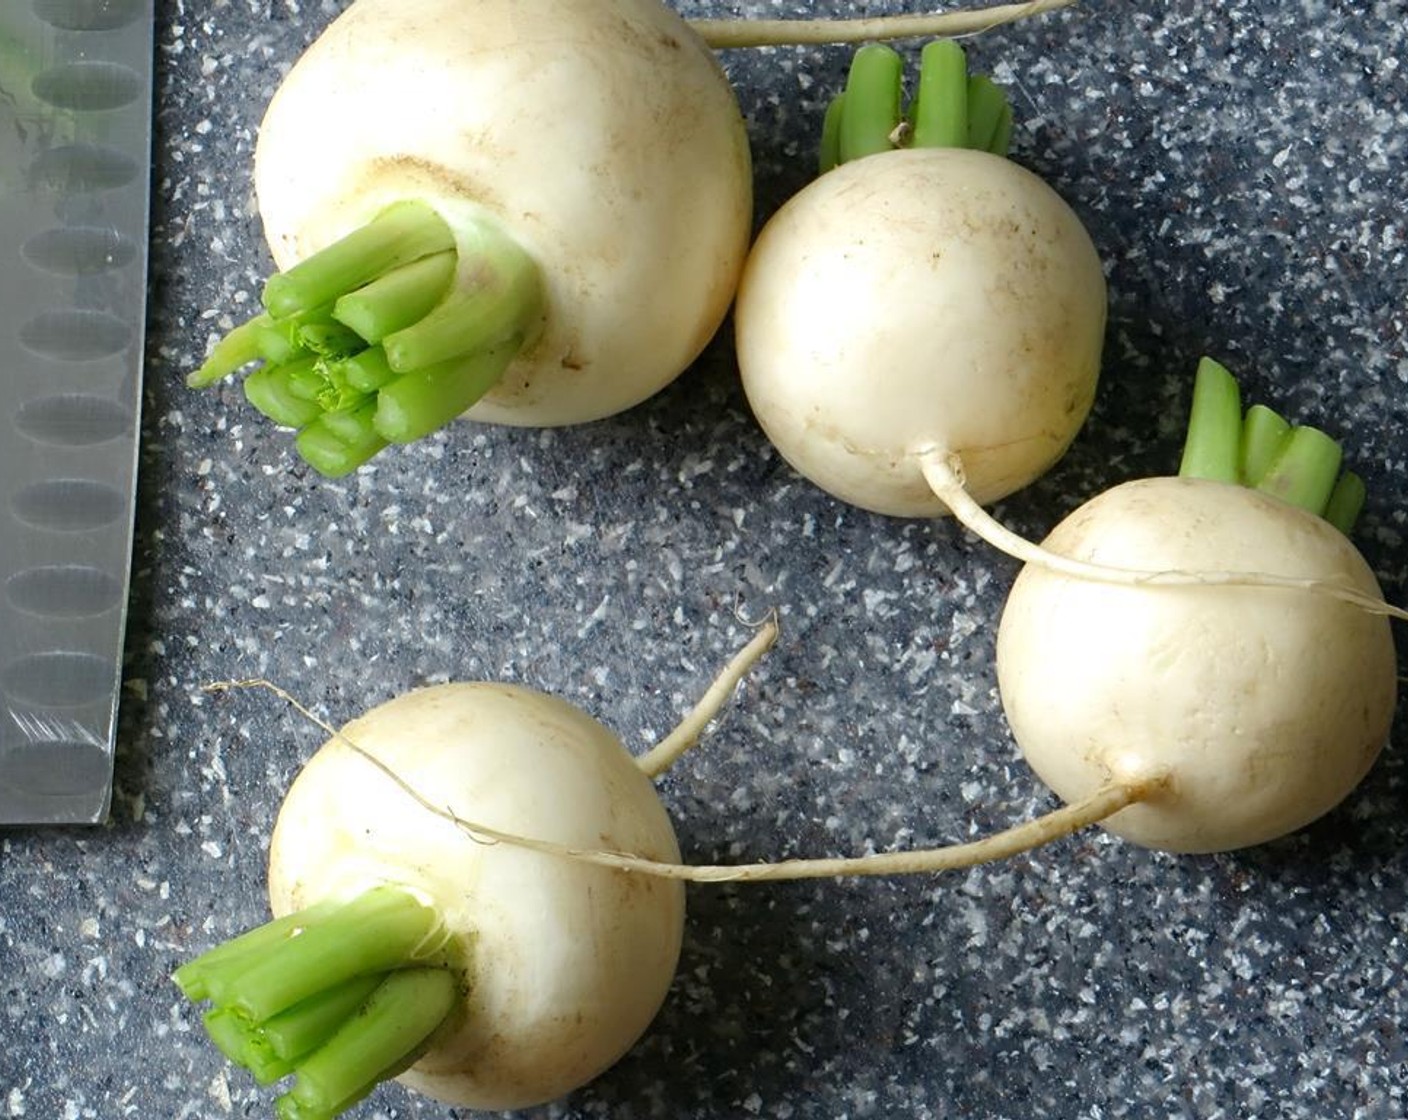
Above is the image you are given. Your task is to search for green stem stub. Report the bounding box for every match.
[175,886,459,1120]
[819,39,1013,174]
[1177,357,1365,535]
[186,200,544,477]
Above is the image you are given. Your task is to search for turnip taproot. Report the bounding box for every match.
[184,1,1076,476]
[736,42,1106,516]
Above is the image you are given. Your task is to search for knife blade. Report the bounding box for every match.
[0,0,153,824]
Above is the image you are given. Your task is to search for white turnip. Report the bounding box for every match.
[934,357,1401,852]
[174,625,776,1117]
[188,0,753,475]
[996,474,1397,852]
[735,42,1106,516]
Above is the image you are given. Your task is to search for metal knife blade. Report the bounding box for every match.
[0,0,153,824]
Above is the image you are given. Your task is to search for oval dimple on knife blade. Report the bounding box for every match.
[32,61,143,112]
[1,651,115,709]
[6,565,124,618]
[0,739,113,798]
[22,227,138,275]
[12,479,127,532]
[19,308,132,361]
[29,143,139,193]
[32,0,144,32]
[16,394,133,446]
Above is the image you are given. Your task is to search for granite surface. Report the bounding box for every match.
[5,0,1408,1117]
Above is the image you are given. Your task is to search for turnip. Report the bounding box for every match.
[735,41,1106,516]
[988,358,1400,853]
[174,624,777,1117]
[186,0,754,477]
[183,0,1077,476]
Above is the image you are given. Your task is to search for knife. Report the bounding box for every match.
[0,0,153,823]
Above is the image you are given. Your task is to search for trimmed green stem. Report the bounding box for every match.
[819,93,846,174]
[299,320,365,360]
[966,74,1010,153]
[1257,425,1343,517]
[381,220,542,373]
[820,40,1013,171]
[1178,356,1242,483]
[1240,403,1291,486]
[262,202,455,320]
[1325,471,1367,536]
[837,44,905,165]
[333,250,457,343]
[295,400,388,478]
[276,969,456,1120]
[188,313,274,388]
[911,40,969,149]
[1177,357,1364,534]
[262,975,386,1063]
[203,1007,299,1085]
[375,343,519,444]
[174,900,342,1002]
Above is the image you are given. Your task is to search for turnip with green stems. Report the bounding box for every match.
[736,40,1107,517]
[186,0,755,478]
[174,624,779,1117]
[183,0,1077,476]
[991,358,1400,853]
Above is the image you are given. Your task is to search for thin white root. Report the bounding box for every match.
[435,778,1155,882]
[203,678,1159,883]
[356,751,1158,882]
[918,450,1408,622]
[690,0,1078,49]
[636,614,780,779]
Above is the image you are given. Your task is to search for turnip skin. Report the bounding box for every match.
[996,476,1398,854]
[267,682,685,1112]
[252,0,753,429]
[735,146,1106,518]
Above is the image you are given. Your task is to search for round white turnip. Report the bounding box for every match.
[995,476,1399,853]
[252,0,752,431]
[173,624,778,1118]
[268,683,685,1111]
[735,42,1106,517]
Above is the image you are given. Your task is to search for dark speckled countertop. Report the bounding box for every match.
[5,1,1408,1117]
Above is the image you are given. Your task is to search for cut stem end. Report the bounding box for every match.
[187,202,542,476]
[818,31,1014,173]
[175,887,457,1120]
